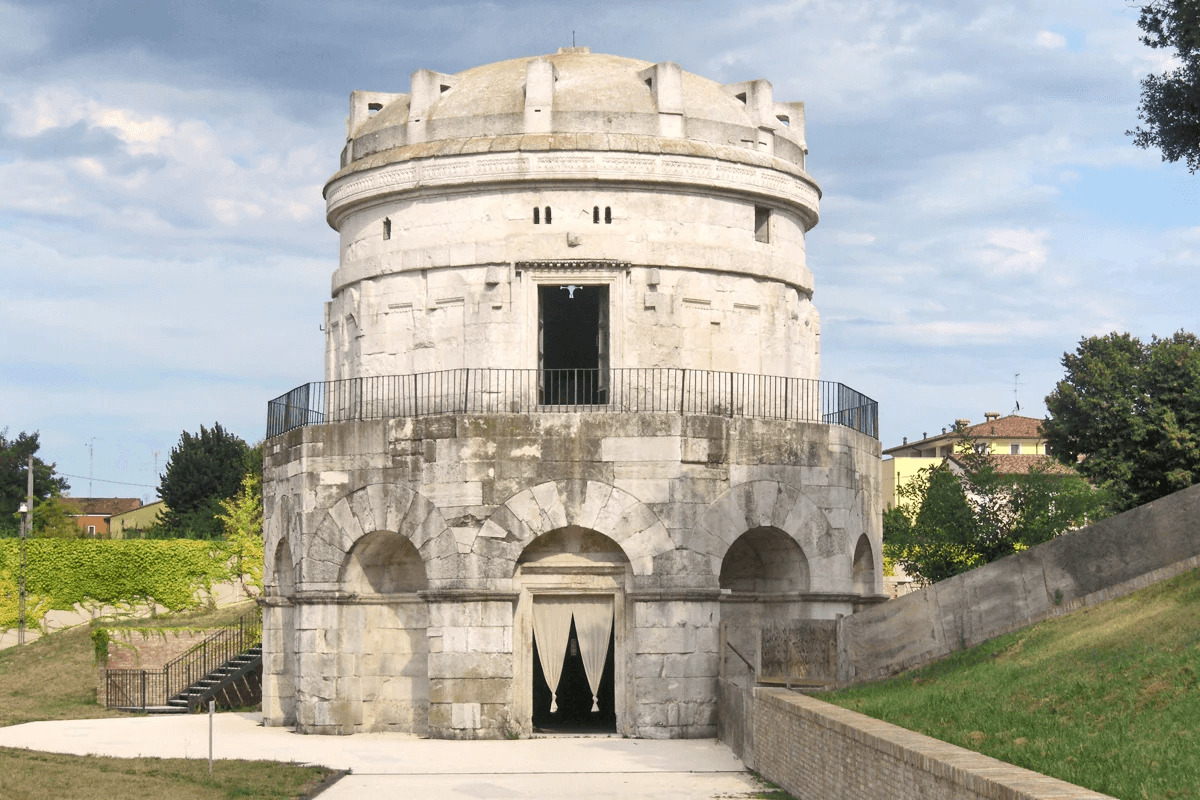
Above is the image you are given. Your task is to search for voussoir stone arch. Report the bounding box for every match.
[477,479,671,576]
[696,480,832,577]
[264,494,297,590]
[301,483,456,585]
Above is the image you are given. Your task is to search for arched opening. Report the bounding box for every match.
[269,538,296,726]
[852,534,876,595]
[516,526,628,734]
[341,530,427,593]
[337,531,429,733]
[719,526,809,593]
[273,539,295,596]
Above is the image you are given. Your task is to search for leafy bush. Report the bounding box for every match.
[0,539,247,632]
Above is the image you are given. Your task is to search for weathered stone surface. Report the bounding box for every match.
[263,50,883,741]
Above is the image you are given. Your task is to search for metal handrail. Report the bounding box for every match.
[103,608,262,710]
[266,368,878,440]
[164,608,262,703]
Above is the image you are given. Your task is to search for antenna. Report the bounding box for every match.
[1012,373,1021,413]
[572,30,576,47]
[85,437,96,496]
[152,450,160,487]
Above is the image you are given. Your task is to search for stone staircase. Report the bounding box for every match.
[103,608,262,713]
[166,644,263,712]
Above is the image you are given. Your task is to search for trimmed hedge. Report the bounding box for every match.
[0,539,241,631]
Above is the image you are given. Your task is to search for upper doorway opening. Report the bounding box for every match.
[538,284,609,405]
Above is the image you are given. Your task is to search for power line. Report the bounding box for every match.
[59,472,157,489]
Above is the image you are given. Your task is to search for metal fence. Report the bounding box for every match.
[266,368,878,440]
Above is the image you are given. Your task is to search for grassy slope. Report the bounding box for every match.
[0,603,335,799]
[0,601,256,727]
[826,568,1200,800]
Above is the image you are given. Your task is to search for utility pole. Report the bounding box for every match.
[18,455,32,646]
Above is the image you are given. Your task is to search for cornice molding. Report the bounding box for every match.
[325,149,820,229]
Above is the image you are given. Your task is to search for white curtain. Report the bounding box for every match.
[572,597,614,713]
[532,599,574,713]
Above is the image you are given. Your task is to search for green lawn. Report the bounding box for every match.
[826,568,1200,800]
[0,747,335,800]
[0,604,337,798]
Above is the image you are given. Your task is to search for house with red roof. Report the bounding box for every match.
[61,497,144,537]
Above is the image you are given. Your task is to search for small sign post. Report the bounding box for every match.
[208,699,215,775]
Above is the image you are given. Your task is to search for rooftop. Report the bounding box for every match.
[62,497,143,517]
[884,413,1045,456]
[334,48,810,181]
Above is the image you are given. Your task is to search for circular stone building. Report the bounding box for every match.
[261,48,883,739]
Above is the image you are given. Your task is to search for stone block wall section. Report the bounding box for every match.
[751,688,1115,800]
[262,410,882,737]
[837,482,1200,686]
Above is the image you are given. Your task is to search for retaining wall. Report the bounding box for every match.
[837,482,1200,684]
[752,687,1115,800]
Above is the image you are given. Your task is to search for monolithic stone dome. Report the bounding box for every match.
[333,48,812,184]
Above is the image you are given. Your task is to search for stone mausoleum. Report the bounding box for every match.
[261,48,883,739]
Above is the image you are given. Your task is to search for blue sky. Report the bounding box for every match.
[2,0,1197,501]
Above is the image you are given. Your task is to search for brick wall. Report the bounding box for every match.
[751,688,1115,800]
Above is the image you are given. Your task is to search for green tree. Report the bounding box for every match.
[0,430,69,537]
[1043,331,1200,511]
[217,471,263,596]
[884,427,1110,584]
[32,497,83,539]
[1129,0,1200,172]
[885,464,982,584]
[158,423,249,539]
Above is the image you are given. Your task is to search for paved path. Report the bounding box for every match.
[0,713,764,799]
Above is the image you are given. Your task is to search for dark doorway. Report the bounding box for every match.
[532,616,616,733]
[538,284,609,405]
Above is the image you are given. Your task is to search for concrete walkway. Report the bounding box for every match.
[0,713,764,799]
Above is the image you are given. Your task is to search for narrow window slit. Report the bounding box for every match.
[533,207,540,224]
[604,206,612,224]
[754,206,770,243]
[383,218,391,240]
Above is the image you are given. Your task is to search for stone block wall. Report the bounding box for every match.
[260,601,294,726]
[427,597,515,738]
[751,688,1115,800]
[632,598,720,737]
[837,482,1200,685]
[261,410,881,737]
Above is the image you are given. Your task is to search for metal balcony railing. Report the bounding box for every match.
[266,368,878,440]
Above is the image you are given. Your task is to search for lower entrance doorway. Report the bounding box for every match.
[532,605,616,733]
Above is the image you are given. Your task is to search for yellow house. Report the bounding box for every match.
[108,500,166,538]
[882,412,1051,508]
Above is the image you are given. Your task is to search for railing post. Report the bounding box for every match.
[463,369,470,413]
[141,671,146,710]
[783,379,789,421]
[680,369,686,414]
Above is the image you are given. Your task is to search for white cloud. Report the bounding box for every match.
[975,228,1050,275]
[1035,30,1067,49]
